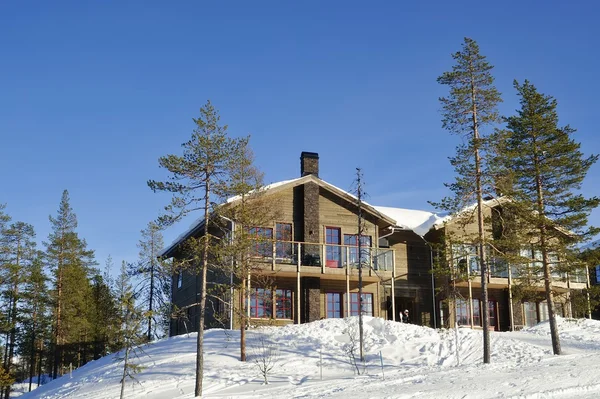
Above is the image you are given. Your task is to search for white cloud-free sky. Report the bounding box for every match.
[2,1,599,271]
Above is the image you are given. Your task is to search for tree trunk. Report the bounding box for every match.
[36,341,43,388]
[240,275,246,362]
[120,345,130,399]
[470,62,491,364]
[534,148,561,355]
[53,259,63,380]
[28,312,37,392]
[148,256,155,342]
[194,179,210,397]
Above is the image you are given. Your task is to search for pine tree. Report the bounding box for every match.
[0,221,36,399]
[436,37,502,364]
[216,141,276,362]
[0,205,11,327]
[129,222,171,341]
[497,80,599,355]
[44,190,96,378]
[89,273,120,359]
[148,100,243,397]
[114,261,146,399]
[0,204,9,255]
[18,253,51,393]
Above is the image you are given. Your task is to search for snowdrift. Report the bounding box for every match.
[20,317,600,398]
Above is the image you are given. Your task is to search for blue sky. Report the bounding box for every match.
[1,1,599,270]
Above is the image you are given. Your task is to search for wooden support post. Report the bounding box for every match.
[297,243,301,324]
[346,259,350,318]
[508,264,515,331]
[391,267,396,322]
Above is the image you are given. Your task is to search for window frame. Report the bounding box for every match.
[250,288,273,318]
[343,234,372,267]
[325,227,342,268]
[248,227,274,257]
[250,287,294,319]
[348,292,373,316]
[275,288,293,319]
[275,222,294,260]
[326,292,343,318]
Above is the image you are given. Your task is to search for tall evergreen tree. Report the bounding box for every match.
[148,100,243,397]
[0,204,9,253]
[18,253,51,393]
[89,273,120,359]
[44,190,96,378]
[436,37,502,364]
[129,222,171,341]
[497,80,599,355]
[0,221,36,399]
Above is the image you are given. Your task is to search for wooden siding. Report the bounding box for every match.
[318,188,378,244]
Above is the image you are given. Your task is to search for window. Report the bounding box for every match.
[456,298,471,326]
[549,252,561,279]
[250,288,272,318]
[523,302,537,327]
[250,288,293,319]
[348,293,373,316]
[326,292,342,318]
[488,301,497,328]
[472,299,481,327]
[177,271,183,289]
[343,234,372,267]
[539,301,549,322]
[275,223,293,260]
[325,227,341,268]
[452,244,479,276]
[249,227,273,257]
[275,289,292,319]
[455,298,495,327]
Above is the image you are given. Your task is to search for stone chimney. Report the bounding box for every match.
[300,151,319,177]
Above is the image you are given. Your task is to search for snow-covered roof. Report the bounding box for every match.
[373,206,448,236]
[159,175,395,258]
[160,179,513,257]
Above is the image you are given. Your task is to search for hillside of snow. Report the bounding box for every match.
[21,317,600,398]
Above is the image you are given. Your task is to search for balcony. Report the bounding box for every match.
[247,240,395,275]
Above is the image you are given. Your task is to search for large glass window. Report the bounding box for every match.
[523,302,537,327]
[348,293,373,316]
[539,301,549,322]
[452,244,479,276]
[249,227,273,257]
[456,298,470,326]
[472,299,481,327]
[250,288,293,319]
[488,301,497,328]
[275,223,293,260]
[343,234,372,267]
[275,289,292,319]
[325,227,341,268]
[326,292,342,318]
[250,288,272,318]
[455,298,496,327]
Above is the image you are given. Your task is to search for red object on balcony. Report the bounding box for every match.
[326,260,339,268]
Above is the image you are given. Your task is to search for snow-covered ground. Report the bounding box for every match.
[20,317,600,398]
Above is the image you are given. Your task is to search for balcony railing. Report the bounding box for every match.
[452,257,587,285]
[249,240,395,272]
